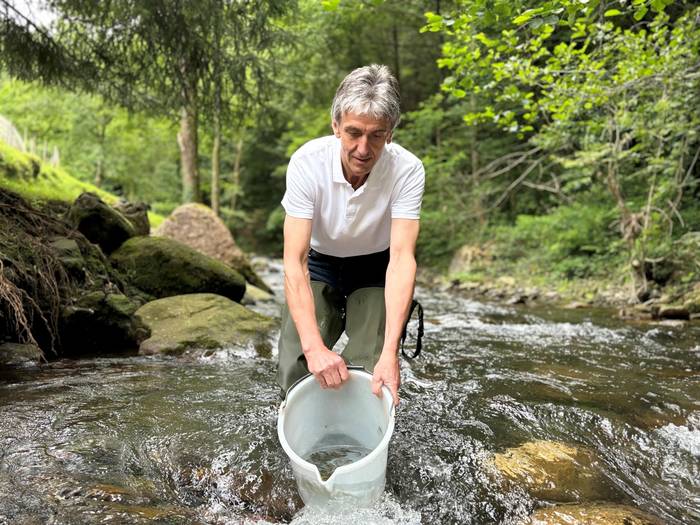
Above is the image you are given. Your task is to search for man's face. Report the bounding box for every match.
[332,112,392,181]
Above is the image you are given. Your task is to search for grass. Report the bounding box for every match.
[0,140,164,226]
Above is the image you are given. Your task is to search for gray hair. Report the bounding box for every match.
[331,64,401,130]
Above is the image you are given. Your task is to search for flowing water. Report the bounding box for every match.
[1,259,698,524]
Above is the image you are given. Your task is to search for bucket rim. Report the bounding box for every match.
[277,369,395,485]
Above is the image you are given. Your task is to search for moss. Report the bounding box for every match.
[0,140,165,224]
[110,236,246,302]
[136,293,275,356]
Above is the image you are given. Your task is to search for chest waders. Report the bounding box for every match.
[277,248,423,397]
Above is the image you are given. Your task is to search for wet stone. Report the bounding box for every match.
[0,342,42,365]
[493,440,609,503]
[528,502,664,525]
[657,305,690,320]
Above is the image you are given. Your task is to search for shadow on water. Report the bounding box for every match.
[1,261,698,524]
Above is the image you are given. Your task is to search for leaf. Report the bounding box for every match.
[513,8,544,26]
[634,6,648,20]
[321,0,340,11]
[604,9,622,17]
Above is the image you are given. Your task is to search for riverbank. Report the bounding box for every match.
[419,246,700,323]
[0,141,276,364]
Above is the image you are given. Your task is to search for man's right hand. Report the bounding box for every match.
[304,345,350,389]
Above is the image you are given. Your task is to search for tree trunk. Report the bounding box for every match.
[211,119,221,216]
[231,137,243,211]
[177,103,200,203]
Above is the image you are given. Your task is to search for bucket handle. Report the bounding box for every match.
[400,299,424,359]
[283,364,370,400]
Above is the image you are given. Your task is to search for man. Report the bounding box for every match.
[277,64,425,406]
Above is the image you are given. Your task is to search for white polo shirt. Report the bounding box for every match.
[281,135,425,257]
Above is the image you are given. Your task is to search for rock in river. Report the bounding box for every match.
[0,342,43,365]
[528,502,664,525]
[60,291,150,355]
[110,236,246,302]
[493,440,608,503]
[136,293,276,357]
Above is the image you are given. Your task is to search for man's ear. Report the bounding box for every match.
[386,130,393,144]
[332,120,340,138]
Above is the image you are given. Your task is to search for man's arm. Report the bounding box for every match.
[371,218,420,405]
[283,215,349,389]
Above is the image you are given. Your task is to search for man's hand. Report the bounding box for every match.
[372,351,400,406]
[305,345,349,389]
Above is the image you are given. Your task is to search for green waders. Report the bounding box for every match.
[277,281,386,396]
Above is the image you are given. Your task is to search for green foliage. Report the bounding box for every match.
[0,77,179,204]
[494,203,622,278]
[0,139,114,203]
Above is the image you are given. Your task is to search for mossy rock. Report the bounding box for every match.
[136,293,276,357]
[493,440,608,503]
[241,283,275,305]
[67,192,136,254]
[114,199,150,236]
[154,203,272,293]
[528,503,664,525]
[60,291,149,356]
[110,236,246,302]
[0,342,43,365]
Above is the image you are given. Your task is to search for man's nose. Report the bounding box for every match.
[356,134,370,155]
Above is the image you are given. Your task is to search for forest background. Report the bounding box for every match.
[1,0,699,305]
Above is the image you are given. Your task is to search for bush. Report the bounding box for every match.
[493,203,623,279]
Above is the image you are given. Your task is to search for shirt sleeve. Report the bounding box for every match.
[281,156,315,219]
[391,161,425,219]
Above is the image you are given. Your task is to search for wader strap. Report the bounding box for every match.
[400,299,423,359]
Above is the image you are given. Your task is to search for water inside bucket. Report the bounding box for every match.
[304,433,373,480]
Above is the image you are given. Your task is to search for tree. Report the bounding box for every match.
[428,0,700,294]
[21,0,290,204]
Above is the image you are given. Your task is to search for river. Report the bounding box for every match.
[1,259,698,524]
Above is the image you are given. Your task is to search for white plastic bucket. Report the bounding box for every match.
[277,368,395,507]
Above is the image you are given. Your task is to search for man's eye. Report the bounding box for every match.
[348,132,361,138]
[372,132,385,139]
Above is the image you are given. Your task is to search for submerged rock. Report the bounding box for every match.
[66,192,135,254]
[136,293,276,356]
[110,236,246,302]
[60,291,149,355]
[154,203,272,293]
[528,502,664,525]
[493,440,608,503]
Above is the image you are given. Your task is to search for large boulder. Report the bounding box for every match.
[135,293,276,357]
[66,192,135,254]
[154,203,272,293]
[110,236,246,302]
[528,503,664,525]
[493,440,608,503]
[60,291,150,355]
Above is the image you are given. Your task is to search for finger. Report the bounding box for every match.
[338,360,350,383]
[317,374,328,389]
[327,368,342,388]
[371,376,383,398]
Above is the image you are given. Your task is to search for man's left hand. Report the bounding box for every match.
[372,351,400,406]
